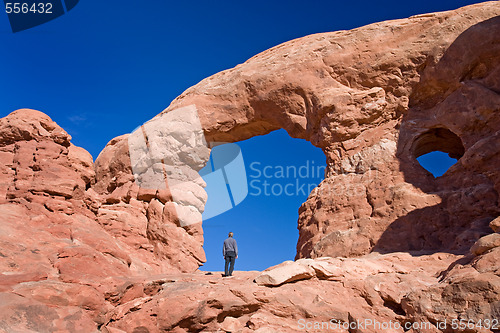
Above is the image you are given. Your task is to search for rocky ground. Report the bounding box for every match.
[1,1,500,332]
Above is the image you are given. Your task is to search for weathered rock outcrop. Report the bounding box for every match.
[100,252,461,333]
[0,110,205,331]
[93,132,206,273]
[0,1,499,332]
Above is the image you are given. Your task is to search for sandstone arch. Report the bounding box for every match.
[92,2,500,267]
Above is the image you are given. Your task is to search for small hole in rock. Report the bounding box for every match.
[383,299,406,316]
[412,127,464,177]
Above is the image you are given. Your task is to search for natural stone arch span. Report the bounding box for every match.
[94,2,500,270]
[157,3,500,258]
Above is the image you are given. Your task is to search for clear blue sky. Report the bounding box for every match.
[0,0,474,271]
[201,130,326,272]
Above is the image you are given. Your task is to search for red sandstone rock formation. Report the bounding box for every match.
[0,2,499,332]
[157,2,500,260]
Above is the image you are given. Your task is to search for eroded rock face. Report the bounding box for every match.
[93,132,206,272]
[0,109,93,203]
[403,249,500,332]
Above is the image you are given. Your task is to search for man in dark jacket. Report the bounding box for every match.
[223,232,238,277]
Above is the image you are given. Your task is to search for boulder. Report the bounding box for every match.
[220,316,243,332]
[470,233,500,255]
[490,217,500,233]
[254,260,315,286]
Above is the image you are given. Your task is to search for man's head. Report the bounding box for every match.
[228,232,233,238]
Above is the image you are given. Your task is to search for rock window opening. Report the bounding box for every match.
[198,129,326,272]
[412,128,465,177]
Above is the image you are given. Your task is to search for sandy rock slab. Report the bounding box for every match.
[101,253,461,333]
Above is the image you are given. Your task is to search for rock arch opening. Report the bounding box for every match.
[199,129,326,272]
[412,128,465,177]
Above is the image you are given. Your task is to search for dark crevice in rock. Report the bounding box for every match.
[216,304,261,323]
[383,299,406,316]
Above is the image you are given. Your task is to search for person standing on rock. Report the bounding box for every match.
[223,232,238,277]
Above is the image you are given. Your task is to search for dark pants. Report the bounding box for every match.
[224,255,236,276]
